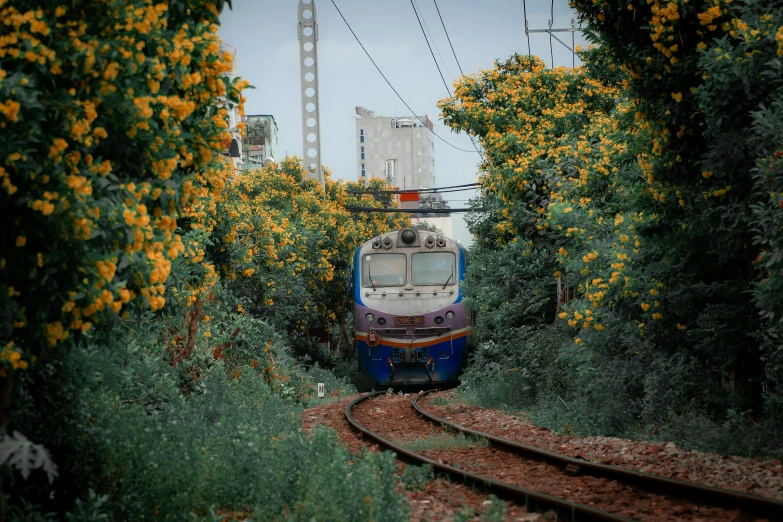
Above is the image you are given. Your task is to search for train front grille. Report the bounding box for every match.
[392,347,429,363]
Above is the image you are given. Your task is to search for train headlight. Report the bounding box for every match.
[377,317,387,326]
[445,311,455,320]
[401,229,417,245]
[434,316,444,325]
[365,313,375,323]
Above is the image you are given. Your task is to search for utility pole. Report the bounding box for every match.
[298,0,323,186]
[526,17,580,68]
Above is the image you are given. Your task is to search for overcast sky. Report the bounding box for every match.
[218,0,586,245]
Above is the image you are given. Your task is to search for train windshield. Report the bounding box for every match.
[362,253,407,287]
[411,252,456,286]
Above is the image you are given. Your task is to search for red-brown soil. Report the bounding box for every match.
[421,390,783,502]
[350,394,768,521]
[302,392,780,521]
[301,394,535,521]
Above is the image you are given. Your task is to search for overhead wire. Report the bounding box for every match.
[433,0,464,75]
[344,206,477,214]
[521,0,531,55]
[549,0,555,68]
[348,182,480,195]
[329,0,477,154]
[409,0,484,160]
[429,0,485,161]
[412,0,455,80]
[410,0,451,103]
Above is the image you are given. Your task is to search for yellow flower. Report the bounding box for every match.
[641,303,650,311]
[15,236,26,247]
[702,170,712,179]
[677,323,687,330]
[0,100,21,122]
[652,313,663,320]
[671,92,683,102]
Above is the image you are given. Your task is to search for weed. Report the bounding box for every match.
[402,432,488,453]
[399,464,434,491]
[426,396,453,407]
[480,495,507,522]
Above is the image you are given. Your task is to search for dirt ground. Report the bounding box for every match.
[302,394,537,521]
[302,391,782,521]
[420,390,783,501]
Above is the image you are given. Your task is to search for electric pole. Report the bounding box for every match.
[298,0,323,186]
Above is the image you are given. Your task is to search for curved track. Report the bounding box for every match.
[346,392,634,522]
[346,391,783,521]
[412,391,783,519]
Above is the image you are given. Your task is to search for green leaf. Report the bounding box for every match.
[0,431,59,484]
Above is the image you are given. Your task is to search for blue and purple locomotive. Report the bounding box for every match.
[352,228,473,386]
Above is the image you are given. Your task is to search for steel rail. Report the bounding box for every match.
[344,392,635,522]
[413,390,783,520]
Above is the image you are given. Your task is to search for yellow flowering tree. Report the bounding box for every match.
[0,0,245,372]
[571,0,783,419]
[447,1,783,439]
[441,53,651,337]
[208,159,409,344]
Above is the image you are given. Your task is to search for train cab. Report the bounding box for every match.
[351,228,471,386]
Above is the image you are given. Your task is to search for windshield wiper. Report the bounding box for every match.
[367,264,376,290]
[442,272,454,290]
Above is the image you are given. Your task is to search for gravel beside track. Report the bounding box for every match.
[421,390,783,502]
[302,392,782,521]
[301,395,534,521]
[350,393,773,521]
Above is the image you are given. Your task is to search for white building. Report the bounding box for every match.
[354,106,436,192]
[354,106,452,234]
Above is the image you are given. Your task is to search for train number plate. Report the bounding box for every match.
[395,315,424,326]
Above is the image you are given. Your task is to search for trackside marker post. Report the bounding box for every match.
[317,383,325,398]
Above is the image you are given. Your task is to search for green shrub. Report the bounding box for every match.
[7,315,405,520]
[399,464,434,491]
[442,0,783,457]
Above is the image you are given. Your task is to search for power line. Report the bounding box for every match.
[410,0,451,101]
[433,0,464,76]
[329,0,478,154]
[352,187,478,196]
[344,206,477,213]
[550,2,556,65]
[522,0,531,55]
[412,0,455,80]
[430,0,485,160]
[409,0,484,160]
[348,182,479,194]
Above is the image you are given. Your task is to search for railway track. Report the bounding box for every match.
[345,391,783,521]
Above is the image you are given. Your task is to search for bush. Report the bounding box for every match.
[442,0,783,455]
[7,307,404,520]
[0,0,245,368]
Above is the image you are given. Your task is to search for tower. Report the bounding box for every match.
[298,0,323,185]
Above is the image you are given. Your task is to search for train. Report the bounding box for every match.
[351,228,473,386]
